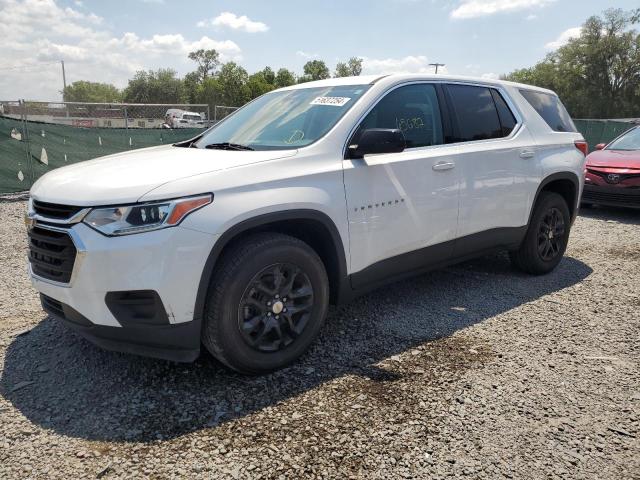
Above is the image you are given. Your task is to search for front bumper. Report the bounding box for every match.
[581,184,640,209]
[29,222,219,362]
[40,293,202,362]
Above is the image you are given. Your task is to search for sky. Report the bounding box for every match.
[0,0,634,101]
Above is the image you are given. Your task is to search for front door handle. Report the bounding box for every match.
[432,161,455,171]
[519,150,535,159]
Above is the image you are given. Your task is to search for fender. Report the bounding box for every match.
[192,209,352,327]
[528,171,580,225]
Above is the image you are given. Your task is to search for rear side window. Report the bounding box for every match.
[491,90,517,136]
[357,83,444,148]
[519,90,576,132]
[446,85,503,142]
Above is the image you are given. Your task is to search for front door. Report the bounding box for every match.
[342,83,460,289]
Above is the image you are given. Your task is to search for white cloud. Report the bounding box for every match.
[198,12,268,33]
[481,72,499,79]
[361,55,448,75]
[526,13,538,20]
[545,26,581,50]
[296,50,319,59]
[451,0,555,19]
[0,0,242,100]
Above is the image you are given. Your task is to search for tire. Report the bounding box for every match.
[202,232,329,374]
[509,191,571,275]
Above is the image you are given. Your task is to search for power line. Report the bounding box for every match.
[0,61,61,72]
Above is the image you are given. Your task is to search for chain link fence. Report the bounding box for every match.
[1,100,636,195]
[0,100,240,194]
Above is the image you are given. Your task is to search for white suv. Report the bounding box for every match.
[27,74,587,373]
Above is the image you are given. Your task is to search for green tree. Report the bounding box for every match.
[247,71,276,98]
[182,71,201,104]
[504,8,640,118]
[275,68,296,88]
[123,69,186,104]
[62,81,122,102]
[301,60,330,82]
[261,66,276,85]
[195,76,222,112]
[188,49,221,82]
[216,62,250,106]
[335,57,364,77]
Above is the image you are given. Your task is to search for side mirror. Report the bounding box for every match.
[348,128,405,159]
[595,143,606,150]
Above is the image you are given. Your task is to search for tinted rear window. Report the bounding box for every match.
[491,90,517,137]
[519,90,576,132]
[447,84,502,142]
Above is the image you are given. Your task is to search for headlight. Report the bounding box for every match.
[83,194,212,236]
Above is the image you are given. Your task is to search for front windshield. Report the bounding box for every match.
[606,126,640,151]
[195,85,370,150]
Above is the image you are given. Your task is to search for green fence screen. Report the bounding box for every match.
[573,119,635,153]
[0,116,201,194]
[1,116,637,194]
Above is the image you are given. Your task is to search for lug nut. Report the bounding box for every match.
[275,294,280,299]
[275,315,279,319]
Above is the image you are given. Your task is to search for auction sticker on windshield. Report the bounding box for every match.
[310,97,351,107]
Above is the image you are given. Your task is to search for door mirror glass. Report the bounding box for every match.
[348,128,405,158]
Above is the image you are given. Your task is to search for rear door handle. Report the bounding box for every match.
[519,150,535,159]
[432,161,455,171]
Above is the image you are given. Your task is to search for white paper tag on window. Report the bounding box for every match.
[310,96,351,107]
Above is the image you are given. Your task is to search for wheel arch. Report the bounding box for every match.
[529,172,580,225]
[193,209,351,327]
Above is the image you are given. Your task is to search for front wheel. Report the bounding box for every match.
[510,191,571,275]
[202,232,329,374]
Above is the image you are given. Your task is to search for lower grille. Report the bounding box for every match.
[28,227,77,283]
[582,189,640,206]
[41,294,65,318]
[40,294,93,327]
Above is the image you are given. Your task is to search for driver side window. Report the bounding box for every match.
[358,84,444,148]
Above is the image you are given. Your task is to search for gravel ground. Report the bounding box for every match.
[0,198,638,479]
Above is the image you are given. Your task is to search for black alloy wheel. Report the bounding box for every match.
[537,207,566,262]
[202,232,329,374]
[509,191,571,275]
[238,263,314,352]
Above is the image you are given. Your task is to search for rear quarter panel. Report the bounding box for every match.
[506,85,586,215]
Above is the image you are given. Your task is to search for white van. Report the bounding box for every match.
[165,109,205,128]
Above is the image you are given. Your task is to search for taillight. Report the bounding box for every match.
[575,140,588,156]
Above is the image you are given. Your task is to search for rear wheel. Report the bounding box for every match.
[202,232,329,374]
[510,191,571,275]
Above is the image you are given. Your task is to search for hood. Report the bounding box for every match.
[586,149,640,170]
[30,145,297,205]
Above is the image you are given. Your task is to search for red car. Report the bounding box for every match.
[582,125,640,209]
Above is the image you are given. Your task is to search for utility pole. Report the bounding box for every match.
[61,60,67,101]
[429,63,445,74]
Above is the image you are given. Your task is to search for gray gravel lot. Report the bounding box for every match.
[0,198,638,479]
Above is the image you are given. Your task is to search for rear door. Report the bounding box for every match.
[343,83,460,288]
[443,83,540,251]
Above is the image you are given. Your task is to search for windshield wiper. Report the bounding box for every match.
[203,142,254,151]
